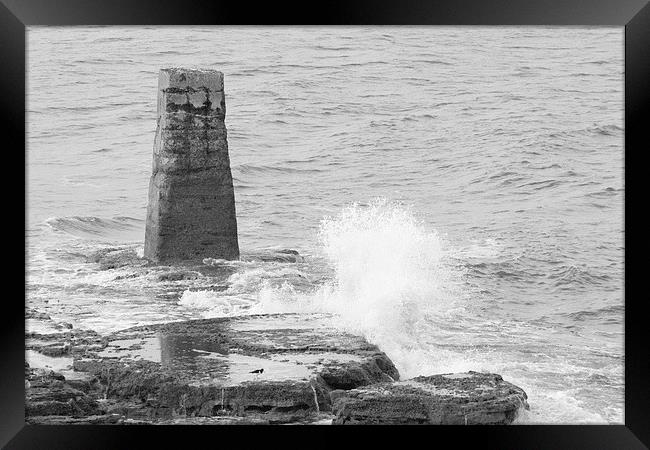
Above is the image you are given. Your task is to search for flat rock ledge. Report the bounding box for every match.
[331,372,529,425]
[25,313,528,425]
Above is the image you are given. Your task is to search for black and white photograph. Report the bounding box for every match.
[24,25,625,426]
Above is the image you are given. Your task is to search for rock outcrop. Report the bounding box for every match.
[25,366,104,421]
[144,68,239,263]
[331,371,529,425]
[25,313,529,425]
[26,313,399,424]
[87,247,147,270]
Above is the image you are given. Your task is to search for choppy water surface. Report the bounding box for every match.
[27,27,624,424]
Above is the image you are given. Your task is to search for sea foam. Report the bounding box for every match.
[174,200,617,424]
[252,198,465,377]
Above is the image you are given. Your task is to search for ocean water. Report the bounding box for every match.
[26,27,624,424]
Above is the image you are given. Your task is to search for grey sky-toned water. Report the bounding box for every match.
[27,27,624,424]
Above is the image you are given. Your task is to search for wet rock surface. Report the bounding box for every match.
[87,247,148,271]
[241,249,305,263]
[25,313,529,425]
[26,313,398,424]
[25,366,104,422]
[331,371,529,425]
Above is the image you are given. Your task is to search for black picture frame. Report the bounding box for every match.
[3,0,647,448]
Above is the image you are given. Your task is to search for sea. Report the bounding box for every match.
[26,26,624,424]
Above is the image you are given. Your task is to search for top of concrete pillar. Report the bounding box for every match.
[159,68,224,92]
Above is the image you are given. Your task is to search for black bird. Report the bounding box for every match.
[250,368,264,374]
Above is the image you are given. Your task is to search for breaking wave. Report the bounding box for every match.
[173,199,463,378]
[45,216,144,242]
[249,199,466,377]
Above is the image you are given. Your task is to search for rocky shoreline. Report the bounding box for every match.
[26,308,529,425]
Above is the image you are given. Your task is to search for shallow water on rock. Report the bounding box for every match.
[26,349,73,373]
[26,349,91,381]
[91,314,372,388]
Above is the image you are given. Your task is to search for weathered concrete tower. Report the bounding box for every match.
[144,68,239,262]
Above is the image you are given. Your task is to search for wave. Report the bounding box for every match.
[586,124,623,136]
[313,45,353,51]
[549,264,613,288]
[566,304,623,322]
[45,216,144,242]
[173,199,464,377]
[548,124,623,140]
[234,163,324,175]
[178,289,256,316]
[177,263,313,318]
[464,257,614,290]
[243,199,465,377]
[517,179,565,191]
[584,186,623,200]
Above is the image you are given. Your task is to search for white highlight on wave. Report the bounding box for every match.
[317,198,455,332]
[178,265,310,317]
[177,289,256,317]
[253,198,465,377]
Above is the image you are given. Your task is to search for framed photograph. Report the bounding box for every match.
[3,0,647,448]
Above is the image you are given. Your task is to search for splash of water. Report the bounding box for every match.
[318,200,455,340]
[254,198,465,376]
[173,200,618,423]
[178,289,256,317]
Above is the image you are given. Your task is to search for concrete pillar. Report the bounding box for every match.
[144,68,239,262]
